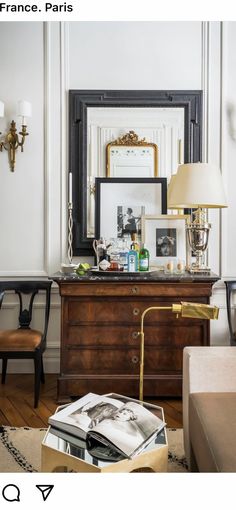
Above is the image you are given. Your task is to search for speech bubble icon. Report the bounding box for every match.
[2,484,20,502]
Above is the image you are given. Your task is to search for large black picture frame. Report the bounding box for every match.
[69,89,202,256]
[95,177,167,240]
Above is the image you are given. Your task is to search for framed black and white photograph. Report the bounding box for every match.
[141,214,190,267]
[117,205,145,238]
[95,178,167,241]
[156,228,177,257]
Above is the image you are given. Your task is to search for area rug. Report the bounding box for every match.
[0,426,188,473]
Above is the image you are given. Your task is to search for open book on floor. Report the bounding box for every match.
[48,393,166,459]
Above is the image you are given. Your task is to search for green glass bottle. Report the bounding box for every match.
[139,244,150,271]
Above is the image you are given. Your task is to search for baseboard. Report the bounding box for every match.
[0,353,60,374]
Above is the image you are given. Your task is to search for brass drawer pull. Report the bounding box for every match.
[133,308,140,316]
[131,355,139,364]
[131,286,139,295]
[132,331,139,339]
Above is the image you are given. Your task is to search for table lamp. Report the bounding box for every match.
[138,302,219,401]
[168,163,227,273]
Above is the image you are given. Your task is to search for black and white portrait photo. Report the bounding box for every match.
[117,206,145,238]
[69,401,118,431]
[156,228,177,257]
[90,401,161,456]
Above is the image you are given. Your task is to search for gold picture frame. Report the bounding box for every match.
[106,130,158,178]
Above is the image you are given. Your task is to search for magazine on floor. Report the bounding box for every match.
[48,393,166,459]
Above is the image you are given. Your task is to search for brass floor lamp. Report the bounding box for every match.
[138,302,219,401]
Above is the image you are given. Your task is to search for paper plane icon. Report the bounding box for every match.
[36,485,54,502]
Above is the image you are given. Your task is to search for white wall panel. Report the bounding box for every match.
[0,22,45,276]
[68,21,202,90]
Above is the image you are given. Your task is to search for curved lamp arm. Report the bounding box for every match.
[138,302,219,401]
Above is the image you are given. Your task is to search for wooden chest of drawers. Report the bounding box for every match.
[53,273,219,403]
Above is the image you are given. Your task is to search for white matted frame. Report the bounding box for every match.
[141,214,190,268]
[95,178,167,240]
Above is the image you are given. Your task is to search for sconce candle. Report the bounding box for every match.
[17,100,32,125]
[69,172,72,204]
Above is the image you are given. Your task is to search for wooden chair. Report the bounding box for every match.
[225,281,236,346]
[0,280,52,407]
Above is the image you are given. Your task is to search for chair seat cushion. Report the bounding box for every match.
[0,328,42,351]
[189,392,236,472]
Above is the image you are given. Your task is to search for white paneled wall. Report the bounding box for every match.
[0,21,235,372]
[68,22,202,90]
[0,22,45,276]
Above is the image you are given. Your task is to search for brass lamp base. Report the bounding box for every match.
[188,265,211,274]
[187,209,211,273]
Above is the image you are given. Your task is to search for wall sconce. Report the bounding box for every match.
[0,100,32,172]
[138,302,219,401]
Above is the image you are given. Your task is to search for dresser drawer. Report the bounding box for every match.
[61,281,213,298]
[62,346,183,374]
[67,299,148,323]
[66,298,204,324]
[66,325,141,346]
[66,324,205,347]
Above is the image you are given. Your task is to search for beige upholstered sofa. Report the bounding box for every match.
[183,346,236,472]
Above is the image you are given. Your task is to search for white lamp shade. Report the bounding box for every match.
[168,163,227,209]
[167,174,178,208]
[17,100,32,118]
[0,101,4,118]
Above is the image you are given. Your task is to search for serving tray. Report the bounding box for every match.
[90,269,155,275]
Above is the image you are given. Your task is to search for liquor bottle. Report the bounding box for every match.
[128,249,138,272]
[119,238,129,272]
[130,233,140,253]
[139,244,150,271]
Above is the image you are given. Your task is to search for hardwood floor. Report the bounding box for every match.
[0,374,183,428]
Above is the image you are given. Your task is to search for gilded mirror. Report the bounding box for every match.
[106,130,158,178]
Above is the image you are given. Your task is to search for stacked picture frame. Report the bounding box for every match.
[69,89,202,258]
[95,178,191,270]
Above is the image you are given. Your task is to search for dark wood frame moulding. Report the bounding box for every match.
[69,89,202,256]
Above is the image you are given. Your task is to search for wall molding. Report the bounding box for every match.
[0,303,61,311]
[0,352,60,374]
[201,21,209,163]
[60,22,70,264]
[44,21,64,276]
[220,22,230,279]
[0,270,48,277]
[44,21,50,276]
[201,22,223,276]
